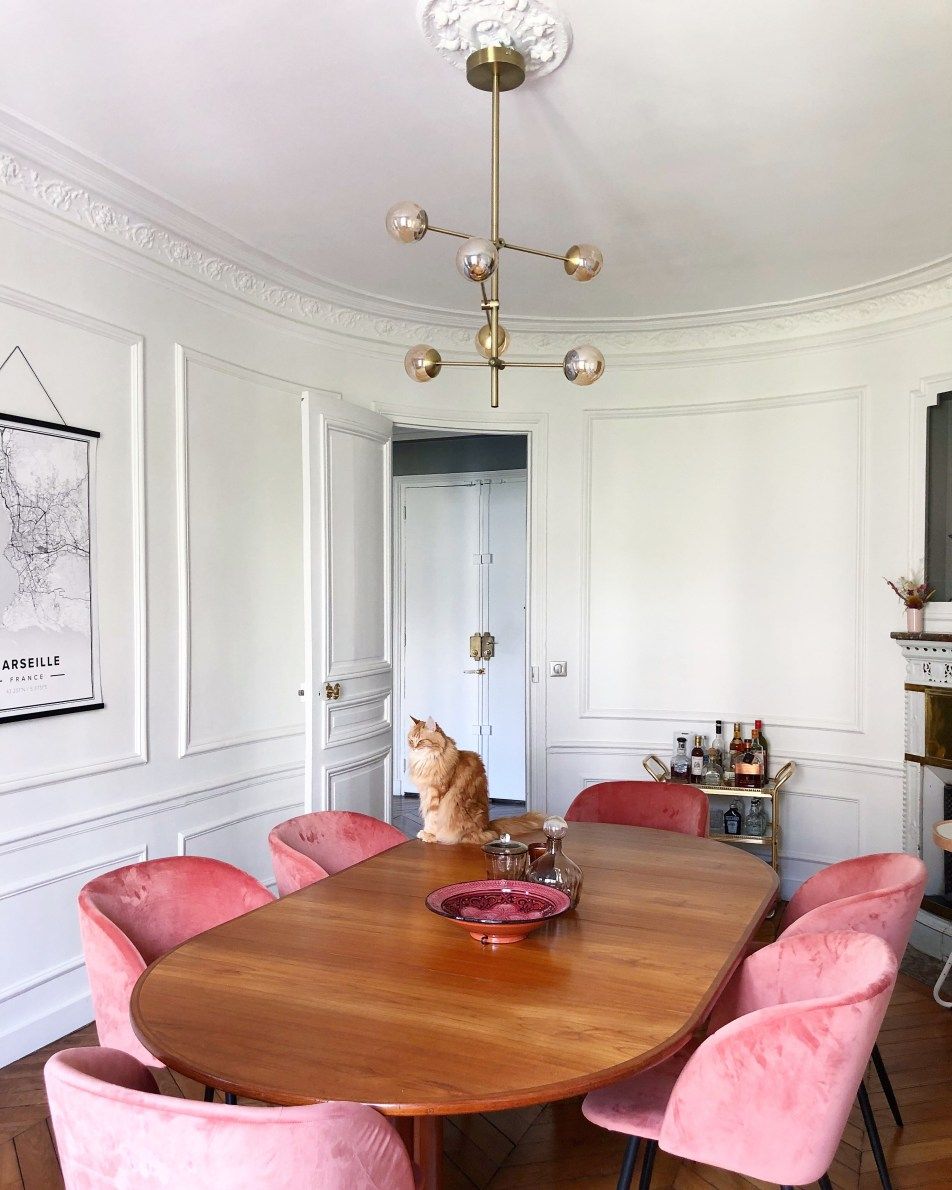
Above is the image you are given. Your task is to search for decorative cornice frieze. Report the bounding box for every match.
[2,140,952,356]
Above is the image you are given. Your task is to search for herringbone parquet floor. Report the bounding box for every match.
[1,970,949,1188]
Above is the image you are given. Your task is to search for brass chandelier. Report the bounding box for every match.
[386,44,605,409]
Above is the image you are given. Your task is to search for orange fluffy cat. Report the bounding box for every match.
[407,716,543,844]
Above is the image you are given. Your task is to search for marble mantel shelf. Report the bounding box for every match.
[891,632,952,642]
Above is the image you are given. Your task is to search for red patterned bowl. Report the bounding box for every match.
[425,879,572,944]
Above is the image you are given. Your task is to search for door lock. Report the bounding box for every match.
[469,632,496,661]
[324,682,342,700]
[463,667,486,675]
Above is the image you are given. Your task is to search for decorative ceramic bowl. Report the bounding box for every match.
[425,879,572,944]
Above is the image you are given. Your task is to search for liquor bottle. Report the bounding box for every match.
[728,723,745,776]
[754,719,769,781]
[711,720,725,767]
[690,734,705,783]
[701,747,723,787]
[744,797,768,838]
[723,801,743,836]
[671,736,691,783]
[750,730,767,787]
[735,740,764,789]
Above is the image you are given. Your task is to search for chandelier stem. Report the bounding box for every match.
[490,68,501,408]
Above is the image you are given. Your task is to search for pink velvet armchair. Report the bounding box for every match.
[776,851,926,1189]
[565,780,709,837]
[78,856,274,1068]
[582,931,898,1190]
[269,810,407,896]
[46,1046,418,1189]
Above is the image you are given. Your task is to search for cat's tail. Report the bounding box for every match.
[490,812,546,837]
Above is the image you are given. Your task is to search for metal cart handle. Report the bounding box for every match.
[773,760,795,792]
[642,754,670,783]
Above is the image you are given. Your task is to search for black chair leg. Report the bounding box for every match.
[818,1175,834,1190]
[871,1042,903,1128]
[616,1136,640,1190]
[224,1091,237,1105]
[202,1085,214,1102]
[858,1079,894,1190]
[638,1138,657,1190]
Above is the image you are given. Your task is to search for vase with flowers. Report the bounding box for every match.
[885,572,935,634]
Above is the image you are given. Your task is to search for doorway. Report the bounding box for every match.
[392,431,529,826]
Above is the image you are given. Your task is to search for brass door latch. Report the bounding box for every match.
[324,682,341,700]
[469,632,496,661]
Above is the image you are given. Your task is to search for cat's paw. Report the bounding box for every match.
[417,829,436,842]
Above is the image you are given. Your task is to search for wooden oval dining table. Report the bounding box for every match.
[131,822,778,1188]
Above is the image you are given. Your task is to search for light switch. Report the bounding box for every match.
[548,661,568,677]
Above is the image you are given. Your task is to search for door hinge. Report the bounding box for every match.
[475,724,493,736]
[472,552,493,565]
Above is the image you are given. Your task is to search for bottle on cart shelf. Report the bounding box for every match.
[711,720,725,767]
[728,723,745,776]
[754,720,769,780]
[671,735,691,783]
[750,729,767,785]
[701,747,723,786]
[690,734,705,783]
[735,739,764,789]
[723,801,744,836]
[744,797,768,838]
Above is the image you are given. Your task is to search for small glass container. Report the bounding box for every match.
[723,801,744,836]
[710,807,725,834]
[700,748,723,787]
[527,816,583,908]
[483,835,529,881]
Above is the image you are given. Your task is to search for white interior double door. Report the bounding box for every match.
[397,472,527,802]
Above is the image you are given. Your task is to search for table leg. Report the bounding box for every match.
[413,1115,444,1190]
[392,1115,415,1160]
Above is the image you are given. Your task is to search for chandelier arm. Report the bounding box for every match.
[436,359,490,368]
[498,239,572,264]
[426,224,475,241]
[499,360,564,369]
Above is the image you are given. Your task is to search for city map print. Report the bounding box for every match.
[0,414,102,722]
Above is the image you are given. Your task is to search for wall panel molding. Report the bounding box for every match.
[579,388,867,733]
[0,763,304,856]
[0,283,147,794]
[323,747,392,813]
[175,344,306,757]
[323,686,392,748]
[177,799,300,855]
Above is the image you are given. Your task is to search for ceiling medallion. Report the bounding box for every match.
[417,0,572,80]
[388,23,603,408]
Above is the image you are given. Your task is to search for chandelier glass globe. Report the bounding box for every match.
[386,202,428,243]
[564,244,603,282]
[455,237,498,283]
[404,344,442,382]
[475,322,510,359]
[563,344,605,386]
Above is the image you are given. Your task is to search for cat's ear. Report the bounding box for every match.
[409,715,422,725]
[425,716,437,730]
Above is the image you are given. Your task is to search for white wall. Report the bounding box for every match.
[1,149,951,1064]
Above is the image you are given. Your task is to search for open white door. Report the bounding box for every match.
[303,392,393,820]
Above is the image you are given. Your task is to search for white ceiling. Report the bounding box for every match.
[2,1,951,324]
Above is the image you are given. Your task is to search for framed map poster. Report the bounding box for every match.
[0,412,103,723]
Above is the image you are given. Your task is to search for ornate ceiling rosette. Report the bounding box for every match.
[417,0,572,80]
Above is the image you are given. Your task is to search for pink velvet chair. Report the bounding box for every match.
[565,780,709,838]
[776,851,926,1189]
[582,930,898,1190]
[46,1046,417,1189]
[79,857,274,1069]
[269,810,407,896]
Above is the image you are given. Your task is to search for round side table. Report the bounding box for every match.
[931,820,952,1008]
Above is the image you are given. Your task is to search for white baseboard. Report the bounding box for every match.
[910,908,952,962]
[1,992,94,1068]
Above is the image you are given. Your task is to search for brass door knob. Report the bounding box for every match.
[324,682,342,700]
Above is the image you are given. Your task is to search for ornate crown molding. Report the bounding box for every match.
[417,0,572,80]
[1,137,952,358]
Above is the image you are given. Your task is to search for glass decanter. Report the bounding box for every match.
[744,797,768,838]
[527,816,583,908]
